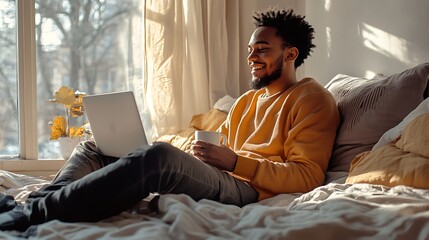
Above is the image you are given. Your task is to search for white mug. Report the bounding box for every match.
[195,131,227,146]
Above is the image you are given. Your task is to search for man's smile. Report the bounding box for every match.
[250,64,266,74]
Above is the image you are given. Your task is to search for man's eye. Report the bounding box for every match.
[248,47,269,54]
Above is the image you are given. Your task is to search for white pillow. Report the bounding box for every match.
[213,95,237,113]
[372,98,429,150]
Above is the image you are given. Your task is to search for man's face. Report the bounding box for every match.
[247,26,285,90]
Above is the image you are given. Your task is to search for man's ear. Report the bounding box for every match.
[284,47,299,62]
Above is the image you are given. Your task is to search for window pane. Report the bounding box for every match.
[36,0,142,159]
[0,0,19,159]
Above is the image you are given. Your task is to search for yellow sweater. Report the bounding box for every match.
[219,78,340,200]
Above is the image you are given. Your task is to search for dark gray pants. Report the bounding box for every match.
[25,141,258,223]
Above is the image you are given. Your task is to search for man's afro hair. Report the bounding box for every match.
[253,8,315,68]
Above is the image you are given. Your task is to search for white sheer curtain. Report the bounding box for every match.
[139,0,240,140]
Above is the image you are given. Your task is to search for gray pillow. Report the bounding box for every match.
[326,63,429,172]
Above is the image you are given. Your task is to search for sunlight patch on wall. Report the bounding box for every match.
[324,0,331,11]
[361,22,412,64]
[326,26,331,58]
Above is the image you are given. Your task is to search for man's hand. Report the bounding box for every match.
[190,140,237,172]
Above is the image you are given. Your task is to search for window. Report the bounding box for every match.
[0,0,18,159]
[0,0,142,160]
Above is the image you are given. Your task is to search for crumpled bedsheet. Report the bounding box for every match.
[1,170,428,240]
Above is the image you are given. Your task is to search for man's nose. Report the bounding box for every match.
[247,50,257,62]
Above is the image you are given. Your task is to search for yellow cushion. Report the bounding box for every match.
[346,114,429,188]
[396,113,429,158]
[157,109,227,151]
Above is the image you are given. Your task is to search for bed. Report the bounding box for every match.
[1,63,428,239]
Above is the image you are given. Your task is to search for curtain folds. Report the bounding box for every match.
[139,0,240,140]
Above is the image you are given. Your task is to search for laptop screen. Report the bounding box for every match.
[83,91,148,158]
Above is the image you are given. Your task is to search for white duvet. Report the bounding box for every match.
[1,170,429,240]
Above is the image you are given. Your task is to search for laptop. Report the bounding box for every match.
[82,91,149,158]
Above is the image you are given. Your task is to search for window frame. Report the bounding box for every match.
[17,0,38,160]
[1,0,64,175]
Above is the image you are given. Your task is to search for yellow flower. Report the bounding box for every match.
[52,86,76,106]
[70,103,84,117]
[49,116,66,140]
[70,91,86,117]
[48,86,91,140]
[69,127,85,138]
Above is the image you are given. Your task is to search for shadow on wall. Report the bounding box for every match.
[305,0,429,85]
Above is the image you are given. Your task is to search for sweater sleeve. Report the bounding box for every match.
[232,92,339,198]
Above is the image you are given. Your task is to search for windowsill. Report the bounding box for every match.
[0,159,65,178]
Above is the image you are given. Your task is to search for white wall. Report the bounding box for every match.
[236,0,302,93]
[305,0,429,85]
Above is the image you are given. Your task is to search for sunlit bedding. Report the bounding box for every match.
[1,170,429,239]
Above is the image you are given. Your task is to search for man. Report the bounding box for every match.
[0,8,339,231]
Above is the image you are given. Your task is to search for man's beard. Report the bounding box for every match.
[250,54,283,90]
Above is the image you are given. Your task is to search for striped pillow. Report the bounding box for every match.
[325,63,429,172]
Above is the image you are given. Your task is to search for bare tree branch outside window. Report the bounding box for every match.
[0,0,142,159]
